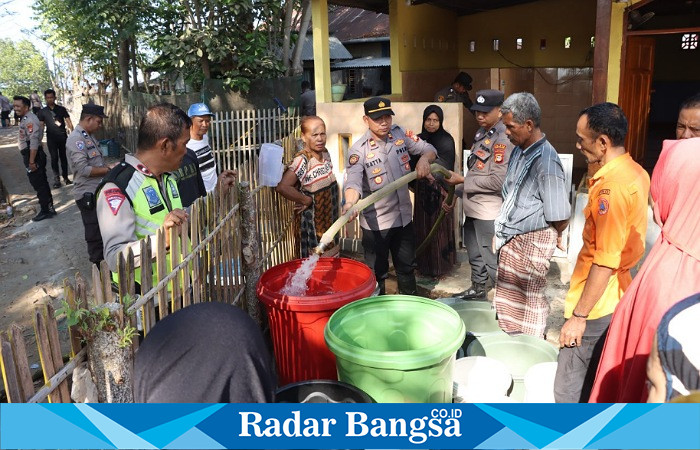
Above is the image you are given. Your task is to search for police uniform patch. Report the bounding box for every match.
[372,167,381,174]
[90,150,99,158]
[476,161,485,170]
[404,163,411,170]
[598,189,610,197]
[598,198,609,215]
[143,186,162,209]
[76,140,85,150]
[168,180,179,198]
[395,139,404,146]
[137,164,153,175]
[104,188,126,216]
[27,123,33,133]
[369,139,377,148]
[484,139,491,145]
[405,130,419,142]
[367,152,375,159]
[81,130,89,139]
[493,143,507,150]
[401,154,410,163]
[374,176,383,184]
[494,149,504,164]
[349,154,359,166]
[475,150,487,158]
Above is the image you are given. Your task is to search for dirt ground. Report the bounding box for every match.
[0,126,93,366]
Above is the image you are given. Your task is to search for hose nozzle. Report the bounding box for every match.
[313,242,327,255]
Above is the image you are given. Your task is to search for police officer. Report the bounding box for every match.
[434,72,474,110]
[444,89,513,299]
[342,97,437,295]
[96,103,190,282]
[67,104,115,264]
[13,95,55,222]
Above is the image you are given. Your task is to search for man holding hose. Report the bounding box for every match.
[342,97,436,295]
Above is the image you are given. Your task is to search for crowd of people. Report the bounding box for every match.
[9,80,700,403]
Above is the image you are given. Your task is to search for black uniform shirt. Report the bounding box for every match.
[39,105,70,137]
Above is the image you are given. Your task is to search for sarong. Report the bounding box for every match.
[494,227,557,337]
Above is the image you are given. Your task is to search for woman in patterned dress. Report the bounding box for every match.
[276,116,340,258]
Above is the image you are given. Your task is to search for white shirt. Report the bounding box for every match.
[186,134,218,192]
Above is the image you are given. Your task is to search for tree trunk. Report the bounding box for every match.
[87,303,134,403]
[281,0,294,72]
[131,37,139,93]
[118,39,131,93]
[201,49,212,79]
[290,0,311,76]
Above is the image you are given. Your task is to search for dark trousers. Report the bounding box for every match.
[1,110,9,127]
[463,217,497,286]
[554,314,611,403]
[76,200,104,264]
[21,147,53,211]
[361,222,417,295]
[47,134,69,179]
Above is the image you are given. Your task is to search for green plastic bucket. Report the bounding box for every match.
[325,295,466,403]
[436,298,505,356]
[467,334,558,401]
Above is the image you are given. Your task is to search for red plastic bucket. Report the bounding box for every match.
[256,257,376,385]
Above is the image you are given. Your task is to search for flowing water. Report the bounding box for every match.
[280,254,320,296]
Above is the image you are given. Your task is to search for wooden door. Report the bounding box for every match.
[619,36,655,162]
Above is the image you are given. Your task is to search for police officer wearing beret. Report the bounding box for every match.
[13,95,55,222]
[444,89,513,299]
[434,72,474,110]
[67,104,116,264]
[342,97,437,295]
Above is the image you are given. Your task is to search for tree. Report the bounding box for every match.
[0,39,52,97]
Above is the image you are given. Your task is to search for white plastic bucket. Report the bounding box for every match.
[258,143,285,186]
[523,361,558,403]
[452,356,513,402]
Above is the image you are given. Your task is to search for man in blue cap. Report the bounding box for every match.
[186,103,218,193]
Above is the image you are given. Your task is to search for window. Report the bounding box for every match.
[338,134,352,171]
[516,38,523,50]
[681,33,698,50]
[564,37,572,49]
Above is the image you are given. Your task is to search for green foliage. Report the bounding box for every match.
[56,296,138,349]
[0,39,53,97]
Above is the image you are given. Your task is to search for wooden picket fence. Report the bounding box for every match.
[0,108,302,403]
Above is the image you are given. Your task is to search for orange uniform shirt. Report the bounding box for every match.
[565,153,650,320]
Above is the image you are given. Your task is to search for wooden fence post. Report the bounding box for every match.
[239,182,263,326]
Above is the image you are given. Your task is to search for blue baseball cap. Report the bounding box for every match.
[187,103,213,117]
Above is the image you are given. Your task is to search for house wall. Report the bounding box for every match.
[456,0,596,69]
[395,1,459,71]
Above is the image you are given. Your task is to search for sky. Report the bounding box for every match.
[0,0,53,58]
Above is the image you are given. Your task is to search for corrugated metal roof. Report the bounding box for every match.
[332,56,391,69]
[328,6,389,41]
[296,35,353,61]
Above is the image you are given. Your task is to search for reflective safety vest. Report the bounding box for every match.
[98,162,183,285]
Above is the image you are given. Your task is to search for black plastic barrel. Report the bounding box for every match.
[275,380,375,403]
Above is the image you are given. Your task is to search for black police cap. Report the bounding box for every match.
[470,89,505,113]
[364,97,395,120]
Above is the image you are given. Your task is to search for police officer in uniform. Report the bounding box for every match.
[444,89,513,299]
[342,97,437,295]
[96,103,190,282]
[13,95,55,222]
[434,72,474,110]
[67,104,115,264]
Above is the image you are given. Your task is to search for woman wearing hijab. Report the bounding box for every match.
[647,293,700,402]
[134,302,276,403]
[589,137,700,403]
[414,105,456,277]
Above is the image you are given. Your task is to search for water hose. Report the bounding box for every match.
[415,184,455,256]
[315,163,453,255]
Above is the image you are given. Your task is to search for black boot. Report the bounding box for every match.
[377,279,386,296]
[52,175,61,188]
[32,209,55,222]
[396,272,417,295]
[458,282,486,300]
[63,176,72,185]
